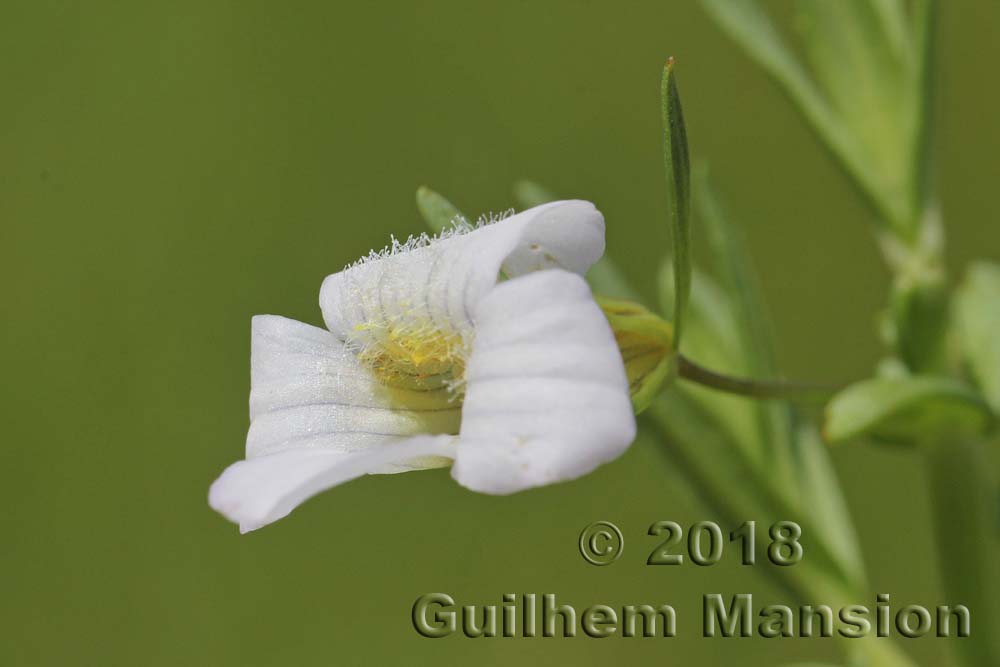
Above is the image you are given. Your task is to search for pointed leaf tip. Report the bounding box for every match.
[415,186,466,234]
[660,58,692,351]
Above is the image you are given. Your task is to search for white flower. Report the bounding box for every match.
[209,200,637,532]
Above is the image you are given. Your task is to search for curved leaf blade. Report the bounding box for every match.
[825,376,994,445]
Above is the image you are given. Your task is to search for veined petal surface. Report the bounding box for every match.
[318,201,605,373]
[247,315,460,460]
[451,270,636,494]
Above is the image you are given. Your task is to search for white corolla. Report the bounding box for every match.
[209,201,637,532]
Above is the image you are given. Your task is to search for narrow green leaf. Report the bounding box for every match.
[512,180,556,208]
[870,0,911,58]
[647,392,839,605]
[651,380,931,667]
[909,0,936,218]
[825,376,994,445]
[648,389,876,619]
[793,422,866,594]
[415,186,466,234]
[662,257,865,597]
[699,0,912,232]
[699,0,813,98]
[911,0,935,61]
[658,262,742,378]
[659,261,771,466]
[956,261,1000,413]
[697,1,864,192]
[794,1,908,137]
[794,0,917,230]
[696,166,776,376]
[660,58,691,351]
[694,168,797,492]
[653,270,900,665]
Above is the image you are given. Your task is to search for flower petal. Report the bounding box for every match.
[247,315,460,462]
[499,200,606,277]
[210,435,458,532]
[451,270,637,494]
[318,200,605,349]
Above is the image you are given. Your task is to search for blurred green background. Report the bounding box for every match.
[3,1,998,665]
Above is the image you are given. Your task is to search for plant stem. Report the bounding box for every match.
[925,437,1000,667]
[676,354,836,401]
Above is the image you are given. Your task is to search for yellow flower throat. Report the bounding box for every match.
[354,319,468,392]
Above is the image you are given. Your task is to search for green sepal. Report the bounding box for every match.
[597,296,675,414]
